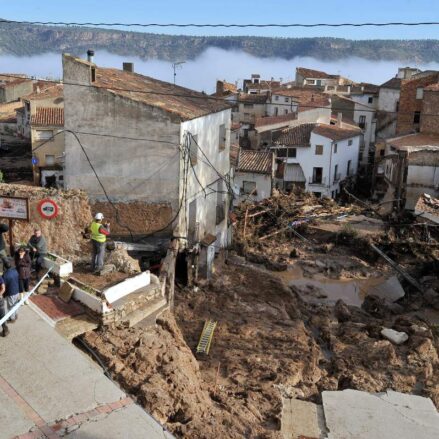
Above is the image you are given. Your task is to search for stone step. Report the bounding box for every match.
[123,296,168,328]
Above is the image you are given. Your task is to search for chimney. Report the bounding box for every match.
[123,62,134,73]
[87,49,95,63]
[337,112,343,128]
[216,80,224,96]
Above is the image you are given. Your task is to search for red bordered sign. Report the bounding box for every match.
[37,199,59,220]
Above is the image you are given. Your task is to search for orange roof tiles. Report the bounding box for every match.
[313,124,361,141]
[236,149,273,174]
[296,67,334,79]
[24,84,63,101]
[272,87,331,112]
[31,107,64,126]
[255,112,297,128]
[273,123,316,146]
[92,66,231,121]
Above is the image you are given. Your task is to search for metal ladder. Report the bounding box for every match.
[196,320,217,355]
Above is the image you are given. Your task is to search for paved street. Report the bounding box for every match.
[0,306,173,439]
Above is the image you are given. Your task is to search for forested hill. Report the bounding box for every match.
[1,21,439,62]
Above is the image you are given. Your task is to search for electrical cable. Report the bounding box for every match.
[2,19,439,28]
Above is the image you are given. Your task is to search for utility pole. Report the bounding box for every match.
[172,61,186,85]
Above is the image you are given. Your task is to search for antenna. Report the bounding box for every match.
[172,61,186,85]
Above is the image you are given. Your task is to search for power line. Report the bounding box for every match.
[2,19,439,28]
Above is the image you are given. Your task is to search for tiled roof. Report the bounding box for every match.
[236,149,273,174]
[91,64,231,121]
[255,112,297,128]
[24,84,63,101]
[313,124,362,141]
[380,77,402,90]
[330,114,359,129]
[386,133,439,150]
[0,74,29,88]
[273,123,316,146]
[271,87,331,112]
[31,107,64,126]
[296,67,333,79]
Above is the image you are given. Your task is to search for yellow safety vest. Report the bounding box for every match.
[90,221,106,243]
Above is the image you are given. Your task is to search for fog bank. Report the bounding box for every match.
[1,47,438,92]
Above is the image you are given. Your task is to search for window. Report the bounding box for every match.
[414,111,421,124]
[242,180,257,195]
[274,107,279,116]
[189,134,198,165]
[416,87,424,100]
[313,192,322,198]
[274,95,279,101]
[284,109,289,115]
[277,148,287,157]
[288,148,297,158]
[396,101,400,112]
[334,143,338,153]
[244,103,254,108]
[348,139,353,146]
[284,97,289,103]
[368,96,373,104]
[307,79,316,85]
[35,130,54,141]
[218,124,226,151]
[380,149,385,157]
[359,115,366,129]
[45,154,55,166]
[315,144,323,155]
[312,167,323,184]
[334,164,339,183]
[91,67,96,82]
[347,160,352,176]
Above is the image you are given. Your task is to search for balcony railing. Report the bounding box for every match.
[308,176,326,186]
[333,173,341,183]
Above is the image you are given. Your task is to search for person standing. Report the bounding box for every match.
[0,275,8,337]
[15,247,31,303]
[89,213,110,273]
[0,223,9,275]
[28,227,47,276]
[2,258,20,323]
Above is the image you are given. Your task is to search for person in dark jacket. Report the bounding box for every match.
[28,227,47,275]
[0,223,9,275]
[15,247,31,301]
[3,258,20,322]
[0,275,8,337]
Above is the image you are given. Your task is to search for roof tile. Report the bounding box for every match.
[236,149,273,174]
[31,107,64,126]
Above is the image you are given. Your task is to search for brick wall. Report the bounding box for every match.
[396,73,439,135]
[420,90,439,134]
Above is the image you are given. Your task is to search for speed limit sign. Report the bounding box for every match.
[37,199,59,220]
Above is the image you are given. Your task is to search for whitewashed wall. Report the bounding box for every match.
[234,172,272,204]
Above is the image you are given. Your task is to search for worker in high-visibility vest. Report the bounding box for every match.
[89,213,110,273]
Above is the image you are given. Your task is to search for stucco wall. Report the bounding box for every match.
[420,90,439,134]
[180,109,232,248]
[0,81,33,103]
[63,76,181,211]
[234,172,272,204]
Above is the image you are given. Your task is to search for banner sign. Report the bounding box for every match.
[0,196,29,221]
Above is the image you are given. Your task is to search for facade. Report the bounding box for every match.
[0,75,33,103]
[374,134,439,211]
[30,107,65,187]
[396,72,439,135]
[272,123,361,198]
[295,67,353,89]
[234,149,274,204]
[331,95,376,167]
[377,77,401,139]
[62,54,232,262]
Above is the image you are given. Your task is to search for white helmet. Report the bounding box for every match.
[95,212,104,220]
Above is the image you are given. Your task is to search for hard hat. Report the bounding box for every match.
[95,212,104,220]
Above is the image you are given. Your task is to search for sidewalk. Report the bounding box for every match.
[0,306,173,439]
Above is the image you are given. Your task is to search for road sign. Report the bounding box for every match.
[37,198,59,220]
[32,157,39,165]
[0,196,29,221]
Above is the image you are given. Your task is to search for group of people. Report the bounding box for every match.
[0,226,47,338]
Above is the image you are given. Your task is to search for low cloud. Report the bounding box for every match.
[1,47,438,92]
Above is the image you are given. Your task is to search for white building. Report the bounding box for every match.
[331,95,376,167]
[377,77,401,139]
[272,123,362,198]
[62,53,232,274]
[233,149,274,204]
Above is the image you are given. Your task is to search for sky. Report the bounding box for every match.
[2,0,439,40]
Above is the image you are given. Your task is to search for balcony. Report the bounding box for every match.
[308,176,326,186]
[333,173,341,183]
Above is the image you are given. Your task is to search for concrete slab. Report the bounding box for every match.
[368,275,405,303]
[0,306,124,422]
[322,389,439,439]
[56,313,99,340]
[0,385,35,438]
[281,397,326,439]
[65,404,173,438]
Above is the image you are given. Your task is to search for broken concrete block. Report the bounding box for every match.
[59,282,75,303]
[381,328,409,345]
[99,264,117,276]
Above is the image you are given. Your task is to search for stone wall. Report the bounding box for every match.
[420,90,439,134]
[0,183,92,259]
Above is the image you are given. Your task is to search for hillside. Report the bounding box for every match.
[1,21,439,62]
